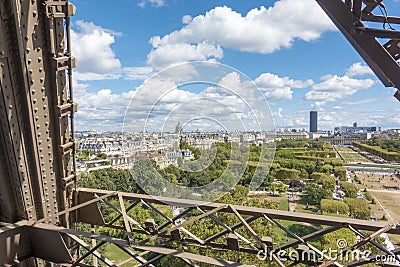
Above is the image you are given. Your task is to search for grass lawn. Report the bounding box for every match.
[103,243,134,266]
[334,146,371,163]
[279,199,289,211]
[277,220,322,249]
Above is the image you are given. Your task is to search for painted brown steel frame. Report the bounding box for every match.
[32,187,399,266]
[1,0,400,266]
[3,187,400,266]
[0,0,77,225]
[316,0,400,99]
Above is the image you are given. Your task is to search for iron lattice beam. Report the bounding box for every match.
[316,0,400,100]
[0,0,77,226]
[2,187,394,266]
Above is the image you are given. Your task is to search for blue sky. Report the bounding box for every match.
[70,0,400,132]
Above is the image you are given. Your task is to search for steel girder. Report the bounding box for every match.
[0,0,77,226]
[316,0,400,100]
[3,187,397,266]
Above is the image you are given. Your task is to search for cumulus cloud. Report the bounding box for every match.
[345,62,374,77]
[71,21,154,81]
[74,82,134,129]
[75,67,278,132]
[123,66,154,80]
[254,72,313,100]
[311,101,326,110]
[147,41,223,69]
[148,0,335,68]
[182,15,193,24]
[305,74,375,101]
[71,21,121,77]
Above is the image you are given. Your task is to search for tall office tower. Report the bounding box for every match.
[310,111,318,132]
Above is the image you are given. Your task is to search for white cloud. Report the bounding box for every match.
[71,21,121,77]
[138,0,166,8]
[255,73,313,88]
[254,72,313,101]
[346,62,374,77]
[305,74,375,101]
[147,41,223,69]
[182,15,193,24]
[264,87,293,100]
[123,66,154,80]
[342,98,376,105]
[72,21,155,81]
[149,0,335,60]
[74,82,134,129]
[311,101,326,110]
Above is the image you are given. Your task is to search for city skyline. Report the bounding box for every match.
[71,0,400,131]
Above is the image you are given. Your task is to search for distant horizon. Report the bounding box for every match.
[75,126,400,134]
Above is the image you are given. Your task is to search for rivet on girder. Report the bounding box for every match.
[38,57,42,63]
[39,67,43,73]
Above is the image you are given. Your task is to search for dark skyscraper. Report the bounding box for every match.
[310,111,317,132]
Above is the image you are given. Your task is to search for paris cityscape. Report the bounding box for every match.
[1,0,400,266]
